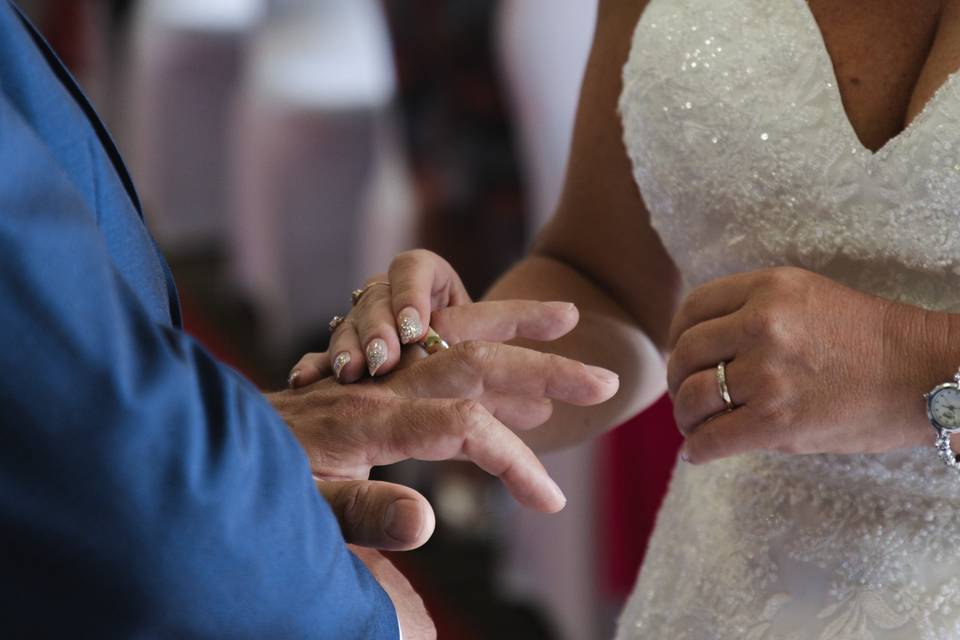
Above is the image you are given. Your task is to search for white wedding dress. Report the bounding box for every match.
[616,1,960,639]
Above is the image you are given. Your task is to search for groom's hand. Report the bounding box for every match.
[268,332,618,548]
[350,545,436,640]
[285,251,593,385]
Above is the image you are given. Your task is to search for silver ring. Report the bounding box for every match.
[328,315,345,333]
[716,361,734,411]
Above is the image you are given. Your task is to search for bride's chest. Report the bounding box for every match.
[804,0,947,153]
[619,0,960,307]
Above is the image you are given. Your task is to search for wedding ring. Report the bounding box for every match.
[351,281,391,306]
[328,315,345,333]
[716,361,734,411]
[418,327,450,355]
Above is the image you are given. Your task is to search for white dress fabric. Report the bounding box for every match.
[617,1,960,638]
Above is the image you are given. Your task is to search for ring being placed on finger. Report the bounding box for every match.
[351,281,391,306]
[328,315,346,333]
[716,361,734,412]
[418,327,449,355]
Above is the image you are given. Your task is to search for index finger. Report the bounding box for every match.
[392,341,620,407]
[668,271,756,348]
[369,397,567,513]
[430,300,580,344]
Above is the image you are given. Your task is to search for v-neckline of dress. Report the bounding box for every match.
[792,0,960,159]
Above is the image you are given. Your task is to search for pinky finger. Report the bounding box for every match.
[288,352,332,389]
[680,406,764,465]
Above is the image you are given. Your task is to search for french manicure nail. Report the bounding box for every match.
[397,307,423,344]
[333,352,351,380]
[585,364,619,383]
[366,339,388,376]
[287,368,300,389]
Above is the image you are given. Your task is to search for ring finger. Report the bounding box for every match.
[353,278,404,377]
[672,358,749,437]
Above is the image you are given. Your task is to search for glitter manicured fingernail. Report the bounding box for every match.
[366,339,388,376]
[397,307,423,344]
[333,352,351,380]
[287,369,300,389]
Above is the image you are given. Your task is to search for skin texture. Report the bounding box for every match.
[350,545,436,640]
[270,301,619,546]
[311,0,960,464]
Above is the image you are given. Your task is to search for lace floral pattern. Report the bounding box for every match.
[616,1,960,638]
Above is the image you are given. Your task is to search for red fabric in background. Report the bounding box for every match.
[599,394,683,598]
[41,2,90,72]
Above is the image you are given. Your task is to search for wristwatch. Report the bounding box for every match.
[924,368,960,470]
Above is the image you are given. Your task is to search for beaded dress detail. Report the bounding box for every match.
[617,1,960,638]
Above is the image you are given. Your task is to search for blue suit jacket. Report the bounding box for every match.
[0,3,397,637]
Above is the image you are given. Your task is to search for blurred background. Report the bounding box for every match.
[19,1,681,638]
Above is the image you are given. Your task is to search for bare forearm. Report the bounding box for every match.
[484,255,666,451]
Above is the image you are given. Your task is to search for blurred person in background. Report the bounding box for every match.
[304,0,960,638]
[0,1,627,637]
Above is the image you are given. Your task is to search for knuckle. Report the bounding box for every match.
[682,285,708,312]
[391,249,431,272]
[452,399,488,432]
[758,266,803,293]
[330,315,357,342]
[742,306,786,342]
[354,289,389,317]
[756,399,792,433]
[453,340,497,368]
[336,482,372,532]
[336,390,384,422]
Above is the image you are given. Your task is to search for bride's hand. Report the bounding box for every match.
[668,266,950,464]
[290,249,585,385]
[323,250,471,381]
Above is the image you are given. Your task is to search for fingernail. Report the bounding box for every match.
[397,307,423,344]
[680,449,691,464]
[550,478,567,508]
[585,364,619,384]
[333,352,351,380]
[384,499,423,543]
[366,339,388,376]
[287,368,300,389]
[545,301,577,313]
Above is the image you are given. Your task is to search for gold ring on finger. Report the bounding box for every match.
[716,361,734,412]
[418,327,449,355]
[351,281,391,306]
[328,314,346,333]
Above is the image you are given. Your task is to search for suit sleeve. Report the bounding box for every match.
[0,91,398,638]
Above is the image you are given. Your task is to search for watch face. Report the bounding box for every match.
[930,386,960,431]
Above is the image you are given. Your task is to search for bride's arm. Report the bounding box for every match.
[301,0,676,452]
[480,0,675,450]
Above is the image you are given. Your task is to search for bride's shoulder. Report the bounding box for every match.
[594,0,654,56]
[597,0,654,28]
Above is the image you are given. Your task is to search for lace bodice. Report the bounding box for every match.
[616,1,960,638]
